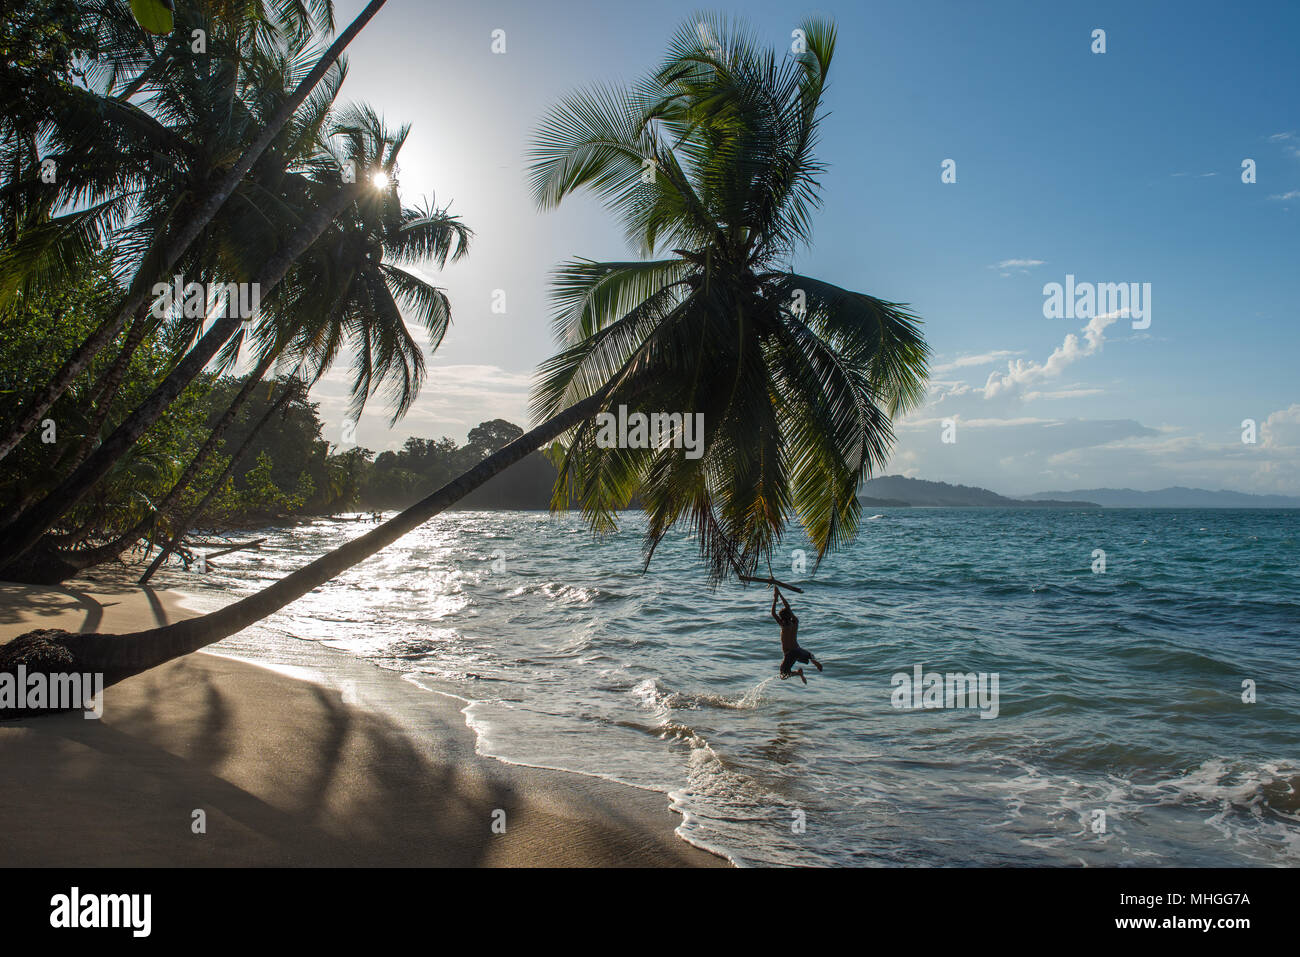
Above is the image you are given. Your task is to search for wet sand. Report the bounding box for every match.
[0,579,727,867]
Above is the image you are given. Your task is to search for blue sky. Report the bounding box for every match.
[313,0,1299,494]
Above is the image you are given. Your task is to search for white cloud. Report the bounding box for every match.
[1028,404,1300,495]
[900,415,1058,430]
[930,349,1025,375]
[989,259,1044,276]
[1260,403,1300,450]
[309,360,536,453]
[981,311,1121,400]
[1269,131,1300,160]
[1023,387,1104,401]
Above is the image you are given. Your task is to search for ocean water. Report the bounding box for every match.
[158,508,1300,866]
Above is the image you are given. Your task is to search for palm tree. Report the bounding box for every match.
[0,16,930,705]
[0,18,352,530]
[0,170,366,570]
[51,14,355,477]
[275,104,471,426]
[529,16,928,581]
[0,10,424,569]
[0,4,339,537]
[0,2,364,561]
[0,101,468,582]
[131,110,471,583]
[0,21,347,564]
[0,0,389,463]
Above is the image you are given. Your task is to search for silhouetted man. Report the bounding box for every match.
[772,587,822,684]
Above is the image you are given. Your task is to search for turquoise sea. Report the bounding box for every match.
[162,507,1300,866]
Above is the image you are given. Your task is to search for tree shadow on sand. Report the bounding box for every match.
[1,656,719,866]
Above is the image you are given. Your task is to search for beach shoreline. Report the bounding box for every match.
[0,578,728,867]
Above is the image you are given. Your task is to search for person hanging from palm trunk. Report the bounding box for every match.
[0,14,928,712]
[771,587,822,684]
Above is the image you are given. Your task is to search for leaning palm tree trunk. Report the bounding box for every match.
[100,347,287,560]
[0,306,154,532]
[138,377,299,584]
[0,390,607,706]
[0,324,268,574]
[0,183,362,566]
[61,306,156,472]
[0,0,390,464]
[154,348,284,514]
[45,358,289,578]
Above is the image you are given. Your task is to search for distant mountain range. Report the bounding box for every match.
[858,476,1300,508]
[1024,487,1300,508]
[859,476,1098,508]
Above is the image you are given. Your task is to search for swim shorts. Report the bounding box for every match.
[780,647,812,675]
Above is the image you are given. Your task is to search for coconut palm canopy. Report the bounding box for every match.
[273,103,471,425]
[0,0,471,575]
[529,15,929,583]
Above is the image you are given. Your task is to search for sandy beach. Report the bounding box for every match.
[0,579,726,867]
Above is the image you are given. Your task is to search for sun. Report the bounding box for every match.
[371,171,390,189]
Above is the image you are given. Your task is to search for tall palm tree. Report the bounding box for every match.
[0,97,455,574]
[130,110,471,583]
[0,102,468,582]
[0,16,930,703]
[275,104,471,426]
[530,16,928,581]
[0,21,352,564]
[0,21,352,525]
[56,15,354,474]
[0,172,364,569]
[0,0,389,463]
[0,1,358,556]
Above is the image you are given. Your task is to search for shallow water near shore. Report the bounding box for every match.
[159,507,1300,866]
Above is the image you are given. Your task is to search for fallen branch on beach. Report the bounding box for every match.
[185,538,267,560]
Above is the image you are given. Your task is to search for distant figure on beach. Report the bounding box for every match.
[771,587,822,684]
